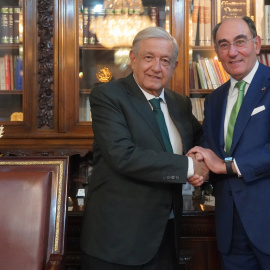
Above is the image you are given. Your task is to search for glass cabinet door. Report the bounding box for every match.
[78,0,170,122]
[0,0,23,122]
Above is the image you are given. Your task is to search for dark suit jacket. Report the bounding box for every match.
[80,73,202,265]
[201,63,270,255]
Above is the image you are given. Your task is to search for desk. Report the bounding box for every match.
[64,196,221,270]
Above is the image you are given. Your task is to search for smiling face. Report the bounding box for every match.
[129,37,178,96]
[215,18,261,81]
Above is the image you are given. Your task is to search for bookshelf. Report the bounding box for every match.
[0,1,23,122]
[186,0,270,122]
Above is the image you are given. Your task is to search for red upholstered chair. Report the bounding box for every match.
[0,156,69,270]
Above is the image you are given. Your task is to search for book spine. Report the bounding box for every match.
[15,56,23,90]
[13,7,20,44]
[201,57,212,88]
[83,6,89,45]
[204,0,211,46]
[204,57,217,89]
[0,57,5,90]
[89,8,97,45]
[189,62,195,89]
[191,0,199,46]
[9,55,14,90]
[256,0,265,45]
[1,7,9,44]
[192,61,199,89]
[4,54,11,90]
[212,58,224,84]
[196,62,206,89]
[265,4,270,45]
[8,6,13,43]
[148,7,159,26]
[199,0,205,46]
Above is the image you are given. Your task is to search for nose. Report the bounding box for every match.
[151,58,162,72]
[228,44,238,56]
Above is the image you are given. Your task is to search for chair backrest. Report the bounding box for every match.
[0,156,69,270]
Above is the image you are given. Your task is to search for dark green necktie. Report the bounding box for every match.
[149,98,173,153]
[225,80,246,155]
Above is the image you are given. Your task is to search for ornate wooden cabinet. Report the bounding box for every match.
[64,196,221,270]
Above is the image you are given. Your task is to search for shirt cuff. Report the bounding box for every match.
[233,159,242,177]
[187,156,194,178]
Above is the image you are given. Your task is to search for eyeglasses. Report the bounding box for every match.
[216,37,254,51]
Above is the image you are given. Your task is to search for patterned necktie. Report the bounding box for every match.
[149,98,173,153]
[225,80,246,155]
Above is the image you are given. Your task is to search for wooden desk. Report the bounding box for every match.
[64,196,221,270]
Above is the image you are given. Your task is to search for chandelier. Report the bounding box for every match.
[89,0,155,49]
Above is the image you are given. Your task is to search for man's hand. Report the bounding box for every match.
[187,153,209,186]
[187,146,226,174]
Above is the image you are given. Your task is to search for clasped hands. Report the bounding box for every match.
[186,146,225,187]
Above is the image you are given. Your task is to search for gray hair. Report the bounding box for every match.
[132,26,179,63]
[212,16,257,46]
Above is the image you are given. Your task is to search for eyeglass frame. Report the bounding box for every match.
[215,36,256,52]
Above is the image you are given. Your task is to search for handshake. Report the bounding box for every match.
[186,146,228,187]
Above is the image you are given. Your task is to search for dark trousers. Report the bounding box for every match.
[81,219,180,270]
[221,206,270,270]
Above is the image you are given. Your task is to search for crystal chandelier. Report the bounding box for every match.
[89,0,155,49]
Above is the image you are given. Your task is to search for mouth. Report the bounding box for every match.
[148,74,161,79]
[229,59,242,64]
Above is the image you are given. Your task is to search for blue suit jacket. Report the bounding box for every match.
[201,63,270,254]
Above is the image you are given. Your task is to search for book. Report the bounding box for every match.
[15,56,23,90]
[0,57,5,90]
[204,0,211,46]
[200,57,212,88]
[4,54,11,90]
[13,7,20,44]
[9,55,14,90]
[191,98,198,119]
[260,53,268,66]
[216,59,230,82]
[190,0,199,46]
[267,53,270,67]
[148,7,159,26]
[265,3,270,45]
[255,0,265,45]
[8,6,13,43]
[83,6,89,45]
[189,62,195,89]
[192,61,199,89]
[199,0,205,46]
[211,58,224,85]
[1,6,9,44]
[204,57,217,89]
[196,62,207,89]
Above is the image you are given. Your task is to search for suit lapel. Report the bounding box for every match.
[211,82,230,157]
[124,74,167,151]
[230,64,270,155]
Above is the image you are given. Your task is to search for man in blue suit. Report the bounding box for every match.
[188,17,270,269]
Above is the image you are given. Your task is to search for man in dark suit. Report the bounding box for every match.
[187,17,270,269]
[80,26,209,270]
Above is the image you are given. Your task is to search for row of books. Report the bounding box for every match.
[0,6,22,44]
[190,0,212,46]
[80,6,159,46]
[190,55,230,90]
[0,54,23,91]
[255,0,270,45]
[258,53,270,66]
[191,98,205,121]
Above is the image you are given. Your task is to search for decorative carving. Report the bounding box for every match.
[37,0,54,129]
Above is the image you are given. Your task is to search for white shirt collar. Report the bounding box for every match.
[133,74,166,103]
[230,61,259,92]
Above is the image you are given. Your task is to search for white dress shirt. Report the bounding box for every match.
[224,61,259,175]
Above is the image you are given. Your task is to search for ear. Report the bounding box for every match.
[254,35,261,55]
[173,61,178,71]
[129,50,136,70]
